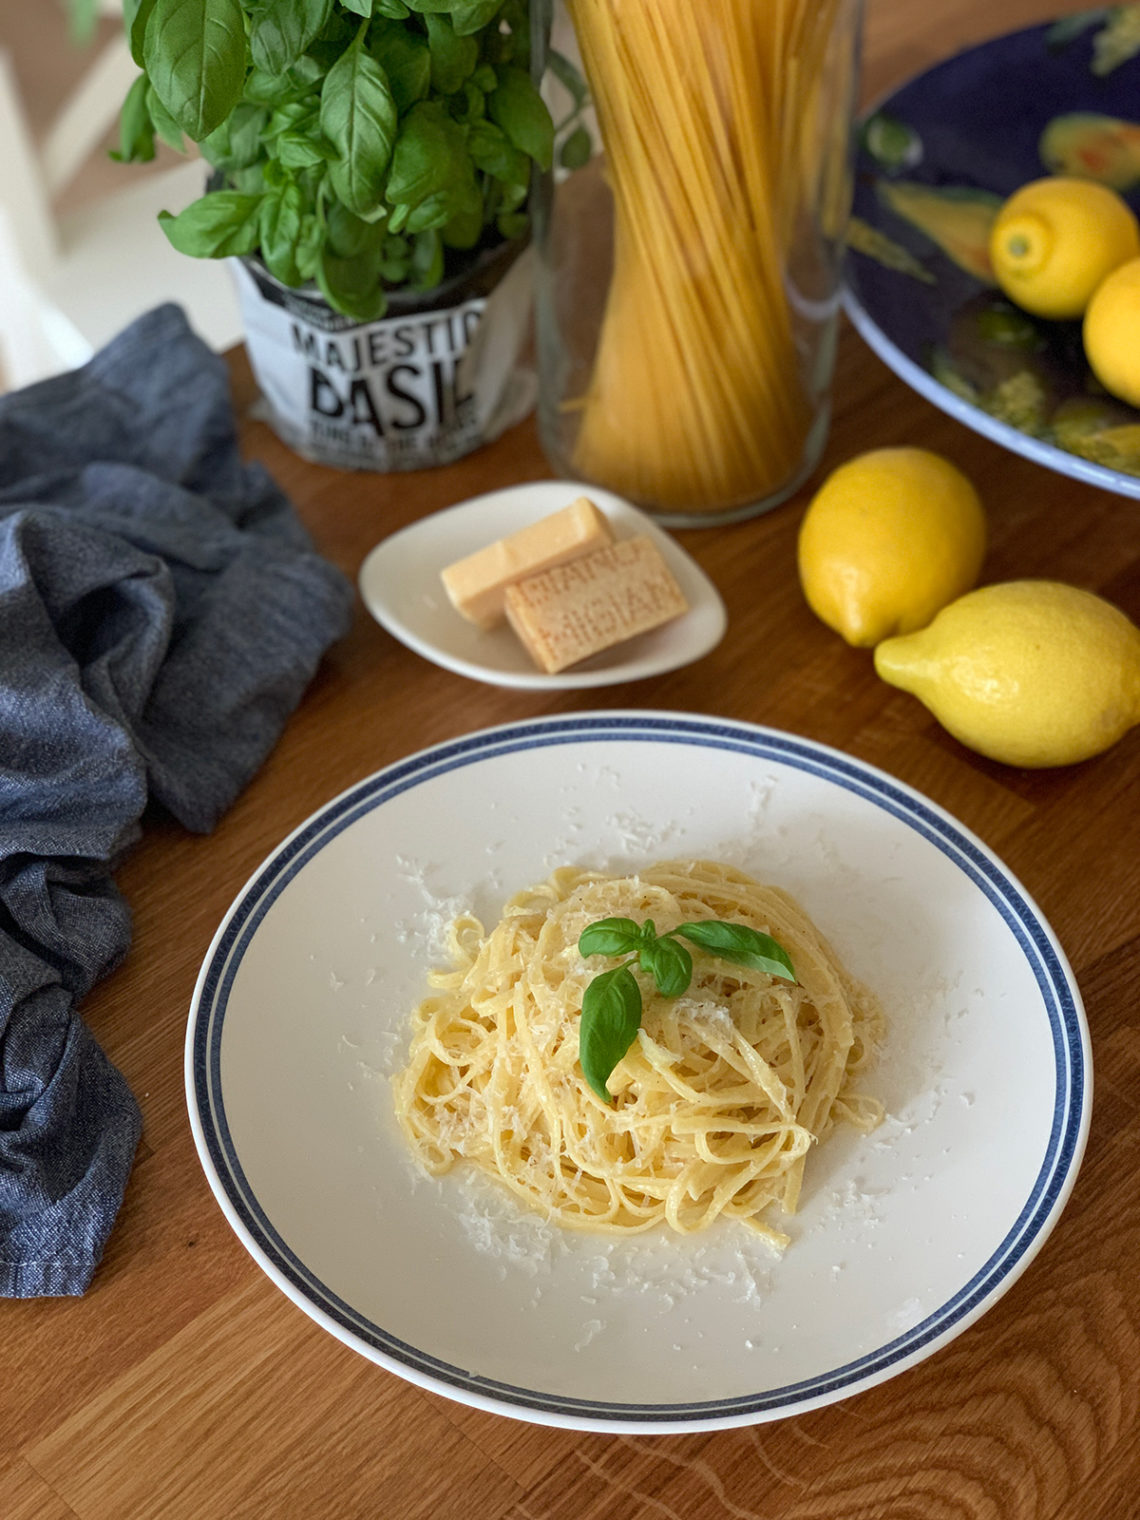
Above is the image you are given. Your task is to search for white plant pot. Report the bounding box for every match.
[232,237,536,472]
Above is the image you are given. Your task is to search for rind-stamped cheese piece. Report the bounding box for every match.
[504,534,689,674]
[440,497,613,630]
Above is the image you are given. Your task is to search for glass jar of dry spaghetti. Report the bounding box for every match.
[532,0,864,526]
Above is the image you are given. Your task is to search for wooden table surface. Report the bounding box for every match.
[7,2,1140,1516]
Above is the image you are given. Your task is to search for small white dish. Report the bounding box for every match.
[357,480,727,688]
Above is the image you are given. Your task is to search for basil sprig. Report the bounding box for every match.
[96,0,594,319]
[577,917,796,1104]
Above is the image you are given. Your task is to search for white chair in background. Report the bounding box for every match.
[0,15,242,392]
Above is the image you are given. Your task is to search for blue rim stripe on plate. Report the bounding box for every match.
[191,713,1087,1421]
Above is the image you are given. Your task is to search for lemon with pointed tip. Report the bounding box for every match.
[874,580,1140,767]
[1083,255,1140,407]
[797,448,987,648]
[989,176,1140,319]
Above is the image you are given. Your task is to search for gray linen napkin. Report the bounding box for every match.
[0,305,353,1296]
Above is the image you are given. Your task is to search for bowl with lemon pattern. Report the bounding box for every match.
[844,5,1140,498]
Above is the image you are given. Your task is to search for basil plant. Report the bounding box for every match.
[115,0,564,321]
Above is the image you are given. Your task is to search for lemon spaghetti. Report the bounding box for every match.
[392,860,883,1245]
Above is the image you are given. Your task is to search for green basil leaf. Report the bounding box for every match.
[380,253,410,281]
[402,0,503,33]
[262,101,316,140]
[467,119,528,184]
[449,0,504,34]
[157,189,263,257]
[674,922,796,983]
[289,53,327,88]
[385,100,480,225]
[276,129,338,170]
[547,47,589,109]
[639,936,692,999]
[442,202,483,248]
[326,201,375,258]
[488,65,553,171]
[243,66,306,106]
[295,213,324,279]
[146,83,187,153]
[369,25,432,114]
[111,74,156,164]
[460,81,486,121]
[403,192,452,234]
[265,158,295,191]
[496,208,528,239]
[425,13,479,95]
[317,243,387,320]
[579,965,642,1104]
[144,0,246,142]
[558,125,592,172]
[341,0,374,13]
[249,0,332,76]
[380,232,409,280]
[372,0,410,16]
[496,180,526,212]
[200,102,267,170]
[320,28,399,218]
[124,0,157,66]
[259,179,306,285]
[470,63,497,92]
[226,165,267,193]
[578,918,641,959]
[409,227,444,289]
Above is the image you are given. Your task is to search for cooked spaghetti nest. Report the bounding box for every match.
[392,860,884,1245]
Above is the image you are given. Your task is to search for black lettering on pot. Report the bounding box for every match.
[292,324,321,361]
[348,378,386,435]
[386,365,428,430]
[309,368,344,418]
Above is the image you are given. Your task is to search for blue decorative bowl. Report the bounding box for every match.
[844,7,1140,498]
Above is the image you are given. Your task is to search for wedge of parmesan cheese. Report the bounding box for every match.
[440,496,613,630]
[504,535,689,674]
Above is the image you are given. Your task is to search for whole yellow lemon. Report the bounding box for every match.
[1083,255,1140,407]
[874,580,1140,767]
[989,176,1140,319]
[797,447,986,648]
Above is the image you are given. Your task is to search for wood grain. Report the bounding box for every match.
[5,1,1140,1516]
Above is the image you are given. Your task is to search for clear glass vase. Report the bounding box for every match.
[533,0,864,527]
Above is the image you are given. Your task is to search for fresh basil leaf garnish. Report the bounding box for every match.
[579,965,643,1103]
[639,934,692,999]
[578,917,642,959]
[674,920,797,982]
[576,909,797,1101]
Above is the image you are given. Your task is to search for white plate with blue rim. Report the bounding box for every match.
[187,712,1090,1432]
[357,480,727,688]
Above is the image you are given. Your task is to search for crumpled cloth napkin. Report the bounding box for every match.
[0,305,353,1296]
